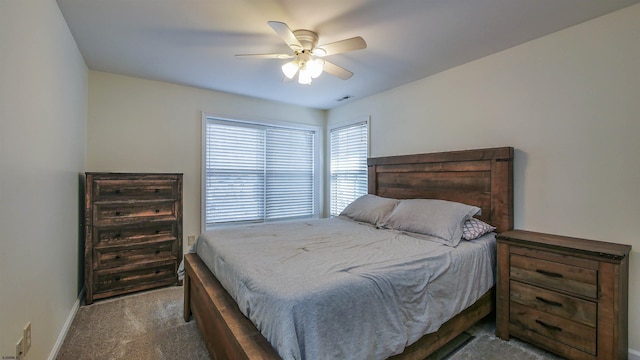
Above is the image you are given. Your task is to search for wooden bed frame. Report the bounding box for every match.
[184,146,514,360]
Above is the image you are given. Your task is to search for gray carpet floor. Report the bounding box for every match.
[56,286,561,360]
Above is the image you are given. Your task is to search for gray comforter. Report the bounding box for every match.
[192,217,495,360]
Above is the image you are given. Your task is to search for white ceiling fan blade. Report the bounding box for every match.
[323,60,353,80]
[268,21,303,52]
[235,53,294,59]
[314,37,366,57]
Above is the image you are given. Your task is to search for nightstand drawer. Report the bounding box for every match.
[510,281,596,327]
[510,302,596,355]
[510,253,597,298]
[94,240,177,270]
[94,179,178,201]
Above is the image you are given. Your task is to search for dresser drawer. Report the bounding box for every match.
[93,223,177,247]
[510,281,596,327]
[94,240,177,270]
[510,253,597,298]
[94,262,176,295]
[93,179,178,201]
[93,200,177,224]
[510,302,596,355]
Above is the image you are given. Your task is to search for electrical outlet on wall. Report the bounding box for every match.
[16,336,24,360]
[23,322,31,355]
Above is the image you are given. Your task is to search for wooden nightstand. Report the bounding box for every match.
[496,230,631,359]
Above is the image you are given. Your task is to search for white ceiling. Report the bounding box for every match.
[57,0,639,110]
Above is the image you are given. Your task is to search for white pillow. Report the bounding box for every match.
[462,218,496,240]
[339,194,399,225]
[379,199,480,246]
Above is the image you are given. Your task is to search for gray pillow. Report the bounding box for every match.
[339,194,399,225]
[379,199,481,246]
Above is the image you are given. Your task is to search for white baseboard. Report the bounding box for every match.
[48,288,84,360]
[630,348,640,360]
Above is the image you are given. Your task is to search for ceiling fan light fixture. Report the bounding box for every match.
[307,58,324,78]
[298,68,312,85]
[240,21,366,85]
[282,60,299,79]
[311,48,327,57]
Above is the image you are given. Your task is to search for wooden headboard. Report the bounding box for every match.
[368,147,514,233]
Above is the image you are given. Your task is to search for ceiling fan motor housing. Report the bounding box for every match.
[293,29,319,51]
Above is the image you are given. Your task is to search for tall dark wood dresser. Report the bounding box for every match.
[496,230,631,359]
[84,172,183,304]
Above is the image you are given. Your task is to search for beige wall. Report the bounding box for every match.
[87,71,326,249]
[328,4,640,352]
[0,0,88,359]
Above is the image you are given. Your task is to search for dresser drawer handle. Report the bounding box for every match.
[154,189,160,193]
[155,229,161,234]
[155,269,160,274]
[536,269,563,278]
[115,211,121,216]
[114,189,121,194]
[115,255,121,260]
[535,319,562,332]
[536,296,563,307]
[114,276,121,281]
[155,209,160,213]
[155,250,160,254]
[114,233,121,238]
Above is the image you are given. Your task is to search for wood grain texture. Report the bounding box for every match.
[496,230,631,359]
[368,146,513,233]
[85,173,183,304]
[185,147,515,359]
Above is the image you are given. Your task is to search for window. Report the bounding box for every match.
[329,120,369,216]
[203,117,318,229]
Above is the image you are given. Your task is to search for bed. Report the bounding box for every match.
[183,146,514,360]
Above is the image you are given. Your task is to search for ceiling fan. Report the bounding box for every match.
[236,21,367,85]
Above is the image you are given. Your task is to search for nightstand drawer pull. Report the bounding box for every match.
[155,189,160,193]
[114,189,121,194]
[535,319,562,332]
[155,229,161,234]
[155,209,160,213]
[114,276,121,281]
[115,211,121,216]
[155,250,160,254]
[114,233,121,238]
[536,269,563,278]
[536,296,563,307]
[115,255,121,260]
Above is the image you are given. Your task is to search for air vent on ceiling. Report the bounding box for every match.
[336,95,353,102]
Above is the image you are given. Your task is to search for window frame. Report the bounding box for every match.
[201,113,322,232]
[328,116,370,217]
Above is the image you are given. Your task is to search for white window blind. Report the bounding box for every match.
[330,121,369,216]
[205,118,316,227]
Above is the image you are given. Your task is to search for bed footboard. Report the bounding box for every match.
[184,252,494,360]
[184,253,280,360]
[389,288,494,359]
